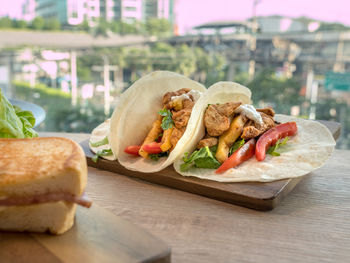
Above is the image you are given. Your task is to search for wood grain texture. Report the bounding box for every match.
[41,132,350,263]
[0,205,170,263]
[81,120,341,211]
[84,150,350,263]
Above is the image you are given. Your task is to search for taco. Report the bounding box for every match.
[108,71,206,172]
[173,82,336,182]
[89,71,204,162]
[89,71,145,161]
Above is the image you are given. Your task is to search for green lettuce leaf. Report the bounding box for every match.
[92,148,113,163]
[149,151,169,161]
[14,106,38,138]
[0,89,37,138]
[90,136,109,147]
[180,146,220,172]
[229,138,245,156]
[267,137,289,156]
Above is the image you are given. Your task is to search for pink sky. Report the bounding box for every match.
[1,0,350,34]
[176,0,350,33]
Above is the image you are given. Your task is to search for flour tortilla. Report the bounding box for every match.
[89,74,140,160]
[114,71,207,173]
[173,83,336,182]
[89,119,115,161]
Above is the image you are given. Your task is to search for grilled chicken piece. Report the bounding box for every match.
[260,112,275,129]
[213,102,241,117]
[257,107,275,117]
[197,137,218,149]
[170,127,186,148]
[204,105,230,137]
[182,98,194,109]
[163,88,191,109]
[172,108,192,129]
[241,126,261,140]
[241,112,276,140]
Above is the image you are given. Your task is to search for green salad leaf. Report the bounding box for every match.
[180,145,221,172]
[14,106,38,138]
[229,138,245,156]
[0,89,37,138]
[90,136,109,147]
[92,148,113,163]
[159,108,174,130]
[267,137,289,156]
[149,151,169,161]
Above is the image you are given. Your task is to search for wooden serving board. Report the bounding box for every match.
[0,205,170,263]
[82,120,341,211]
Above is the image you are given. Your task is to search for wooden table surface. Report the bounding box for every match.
[43,132,350,263]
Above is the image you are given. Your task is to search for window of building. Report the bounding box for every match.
[125,6,137,11]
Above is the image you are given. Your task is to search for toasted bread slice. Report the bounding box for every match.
[0,137,87,198]
[0,201,76,234]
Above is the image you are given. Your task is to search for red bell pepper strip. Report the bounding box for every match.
[124,145,141,156]
[255,122,298,162]
[142,142,162,154]
[216,138,256,174]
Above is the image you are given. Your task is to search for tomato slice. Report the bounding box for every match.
[255,122,297,162]
[142,142,162,154]
[124,145,141,156]
[216,138,256,174]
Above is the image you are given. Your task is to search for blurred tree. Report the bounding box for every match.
[110,21,121,33]
[233,71,250,86]
[317,22,350,32]
[77,51,103,82]
[119,21,139,35]
[44,18,61,30]
[0,17,12,28]
[125,48,152,81]
[12,20,27,29]
[78,20,90,32]
[150,42,175,71]
[144,18,172,36]
[94,19,109,37]
[204,53,227,86]
[173,44,196,76]
[31,17,45,30]
[246,68,303,114]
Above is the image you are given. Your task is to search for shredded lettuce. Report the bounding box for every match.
[267,137,289,156]
[92,148,113,163]
[0,89,37,138]
[90,136,109,147]
[149,151,169,161]
[180,145,220,172]
[229,138,245,156]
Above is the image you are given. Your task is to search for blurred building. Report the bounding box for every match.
[35,0,100,26]
[143,0,175,23]
[30,0,174,25]
[255,16,315,33]
[99,0,174,23]
[99,0,143,23]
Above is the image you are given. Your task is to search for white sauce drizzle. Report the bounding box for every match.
[234,104,263,125]
[171,89,202,103]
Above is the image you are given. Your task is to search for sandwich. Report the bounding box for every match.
[0,137,91,235]
[173,82,336,182]
[89,71,207,173]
